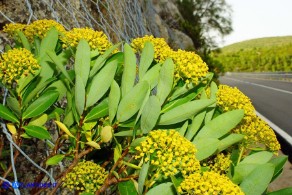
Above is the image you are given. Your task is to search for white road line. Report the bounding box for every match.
[225,77,292,95]
[256,111,292,146]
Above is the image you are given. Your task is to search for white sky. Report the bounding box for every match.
[220,0,292,46]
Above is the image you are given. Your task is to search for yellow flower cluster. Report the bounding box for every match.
[0,48,40,85]
[135,130,200,180]
[207,153,231,175]
[61,28,113,53]
[171,49,209,84]
[62,161,107,193]
[3,23,26,36]
[131,35,173,63]
[178,171,244,195]
[24,19,66,40]
[216,85,280,151]
[131,35,209,84]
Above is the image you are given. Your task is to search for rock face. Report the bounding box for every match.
[0,0,194,50]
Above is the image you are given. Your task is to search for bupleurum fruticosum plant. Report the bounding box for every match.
[0,19,290,195]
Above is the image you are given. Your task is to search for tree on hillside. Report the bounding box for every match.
[177,0,233,52]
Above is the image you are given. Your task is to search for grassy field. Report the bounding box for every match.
[221,36,292,53]
[213,36,292,72]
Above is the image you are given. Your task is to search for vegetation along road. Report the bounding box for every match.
[220,73,292,155]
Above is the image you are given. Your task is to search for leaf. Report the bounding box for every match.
[156,58,174,105]
[269,156,288,182]
[267,187,292,195]
[217,134,244,152]
[139,42,154,79]
[115,130,142,137]
[46,154,65,166]
[121,43,137,97]
[141,96,161,134]
[86,60,117,108]
[23,125,51,140]
[240,151,273,165]
[39,27,58,60]
[0,104,19,123]
[17,31,31,51]
[140,64,161,89]
[109,80,120,124]
[117,81,149,122]
[185,111,206,140]
[7,123,17,135]
[240,163,275,195]
[22,90,59,119]
[178,121,188,137]
[195,109,244,140]
[118,180,138,195]
[232,163,260,184]
[138,160,150,195]
[46,51,74,85]
[28,114,48,126]
[193,138,219,161]
[146,182,175,195]
[75,39,91,85]
[16,73,37,94]
[89,42,121,77]
[22,77,57,105]
[75,75,86,116]
[84,98,109,122]
[114,143,122,163]
[158,99,215,125]
[100,126,113,143]
[86,141,101,149]
[55,120,74,138]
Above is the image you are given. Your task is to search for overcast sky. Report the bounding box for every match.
[220,0,292,46]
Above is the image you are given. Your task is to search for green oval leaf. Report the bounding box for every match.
[46,154,65,166]
[121,43,136,97]
[118,180,138,195]
[141,96,161,134]
[141,63,161,89]
[75,75,86,115]
[109,80,120,124]
[117,81,149,122]
[158,99,215,125]
[139,42,154,79]
[240,163,275,195]
[185,110,206,140]
[217,133,244,152]
[23,125,51,139]
[22,91,59,119]
[0,104,19,123]
[195,109,244,140]
[84,98,109,122]
[269,155,288,182]
[240,151,273,165]
[193,138,219,161]
[146,182,175,195]
[75,39,90,85]
[156,58,174,105]
[267,187,292,195]
[86,60,117,108]
[28,114,48,126]
[138,160,150,195]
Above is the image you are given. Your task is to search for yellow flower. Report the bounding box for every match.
[216,85,280,151]
[135,130,200,186]
[0,48,40,86]
[24,19,66,40]
[62,161,107,193]
[61,27,113,54]
[178,171,244,195]
[171,49,209,85]
[206,153,231,175]
[131,35,173,63]
[3,23,26,36]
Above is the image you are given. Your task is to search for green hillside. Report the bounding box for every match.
[213,36,292,72]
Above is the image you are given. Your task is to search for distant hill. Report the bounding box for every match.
[213,36,292,72]
[221,36,292,53]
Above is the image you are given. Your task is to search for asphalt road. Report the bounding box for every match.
[219,75,292,152]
